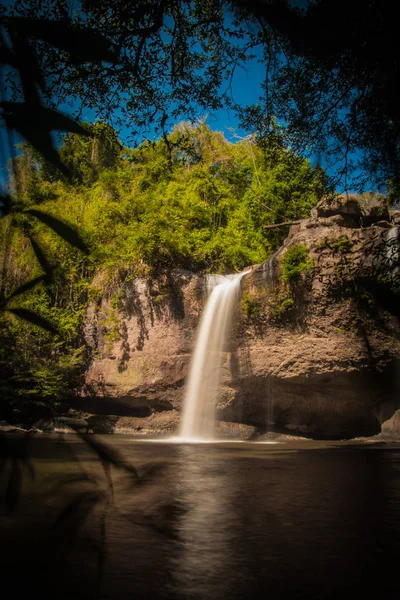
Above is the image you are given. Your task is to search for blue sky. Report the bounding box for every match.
[68,58,266,145]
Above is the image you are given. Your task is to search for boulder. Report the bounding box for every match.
[311,195,362,224]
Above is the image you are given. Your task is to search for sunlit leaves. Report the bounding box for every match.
[75,121,322,272]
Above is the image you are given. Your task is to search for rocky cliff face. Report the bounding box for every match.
[78,198,400,439]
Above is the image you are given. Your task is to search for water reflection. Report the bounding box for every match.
[2,438,400,599]
[171,444,247,599]
[168,444,400,599]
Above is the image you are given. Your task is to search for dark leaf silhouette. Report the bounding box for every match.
[48,473,92,494]
[71,430,139,479]
[1,102,92,176]
[53,490,104,530]
[133,462,166,488]
[0,193,13,216]
[22,456,35,483]
[4,17,120,65]
[1,119,69,178]
[100,459,114,498]
[7,308,57,333]
[0,436,7,481]
[5,457,22,514]
[25,209,89,254]
[52,490,105,564]
[95,505,108,594]
[5,275,47,302]
[0,101,91,135]
[6,34,46,96]
[28,236,54,282]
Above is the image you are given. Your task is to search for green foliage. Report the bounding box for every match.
[269,293,295,322]
[0,302,87,421]
[101,308,121,352]
[317,234,354,254]
[282,244,314,283]
[74,122,323,274]
[241,291,263,320]
[1,121,327,418]
[60,122,122,184]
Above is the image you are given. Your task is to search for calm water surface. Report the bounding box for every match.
[1,435,400,599]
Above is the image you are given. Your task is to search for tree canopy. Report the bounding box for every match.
[2,0,398,192]
[8,121,326,272]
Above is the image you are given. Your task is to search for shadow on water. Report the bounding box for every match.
[1,435,400,599]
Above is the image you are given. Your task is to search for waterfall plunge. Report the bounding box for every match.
[180,272,247,441]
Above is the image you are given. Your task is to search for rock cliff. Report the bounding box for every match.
[78,197,400,438]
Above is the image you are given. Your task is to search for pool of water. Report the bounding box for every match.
[1,435,400,599]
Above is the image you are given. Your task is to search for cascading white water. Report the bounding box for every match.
[179,272,247,441]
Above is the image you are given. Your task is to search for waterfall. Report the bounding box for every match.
[180,272,247,441]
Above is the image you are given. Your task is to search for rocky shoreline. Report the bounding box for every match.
[2,404,400,443]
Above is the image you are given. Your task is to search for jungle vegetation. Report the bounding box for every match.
[0,121,328,418]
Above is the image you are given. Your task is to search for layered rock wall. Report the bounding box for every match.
[79,202,400,438]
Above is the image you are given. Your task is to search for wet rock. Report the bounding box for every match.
[381,410,400,437]
[86,415,118,433]
[55,417,89,432]
[214,421,257,440]
[115,410,180,435]
[33,419,54,432]
[311,195,362,224]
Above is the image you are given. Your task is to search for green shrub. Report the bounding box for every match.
[282,244,314,282]
[241,291,263,320]
[269,293,295,321]
[317,234,354,254]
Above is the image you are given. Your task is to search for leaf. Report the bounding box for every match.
[7,308,58,333]
[0,193,13,216]
[25,210,89,254]
[1,102,91,176]
[5,17,120,64]
[52,490,106,566]
[5,458,22,514]
[0,102,91,136]
[48,473,91,494]
[8,34,46,94]
[71,431,139,479]
[53,490,102,530]
[95,506,108,593]
[1,116,69,177]
[133,462,166,488]
[28,236,54,282]
[0,436,8,481]
[5,275,47,302]
[101,459,114,497]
